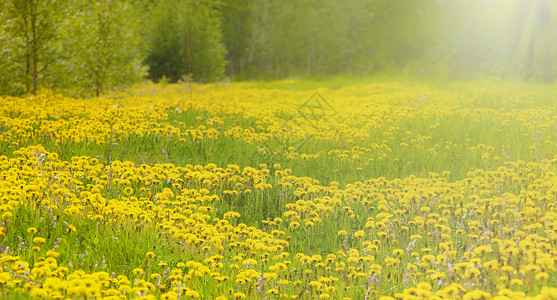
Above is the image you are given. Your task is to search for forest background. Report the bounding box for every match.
[1,0,555,97]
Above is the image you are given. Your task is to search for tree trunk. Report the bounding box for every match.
[23,1,30,93]
[31,0,37,95]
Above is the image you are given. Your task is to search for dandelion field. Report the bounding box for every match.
[0,79,556,299]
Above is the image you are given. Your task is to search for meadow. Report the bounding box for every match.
[0,78,556,299]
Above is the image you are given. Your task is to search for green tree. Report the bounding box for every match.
[0,4,25,95]
[225,0,446,78]
[1,0,145,97]
[1,0,58,95]
[221,0,253,78]
[144,0,226,83]
[55,0,145,97]
[244,0,377,78]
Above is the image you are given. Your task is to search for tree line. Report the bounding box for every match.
[0,0,224,97]
[1,0,556,97]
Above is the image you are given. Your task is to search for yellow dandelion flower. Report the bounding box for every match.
[33,237,46,244]
[473,245,492,256]
[509,278,523,287]
[1,212,13,220]
[268,289,279,295]
[133,268,144,275]
[535,272,549,281]
[67,223,77,232]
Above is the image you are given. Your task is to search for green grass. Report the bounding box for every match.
[2,77,557,299]
[2,205,185,278]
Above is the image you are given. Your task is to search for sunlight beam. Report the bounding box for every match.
[451,0,556,80]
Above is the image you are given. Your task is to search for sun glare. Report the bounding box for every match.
[453,0,556,79]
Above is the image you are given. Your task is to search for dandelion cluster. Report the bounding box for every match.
[0,81,556,299]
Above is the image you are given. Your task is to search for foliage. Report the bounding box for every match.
[221,0,252,77]
[222,0,445,79]
[0,5,25,95]
[222,0,557,81]
[0,0,145,97]
[54,0,145,97]
[0,0,58,95]
[144,0,226,83]
[4,0,557,96]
